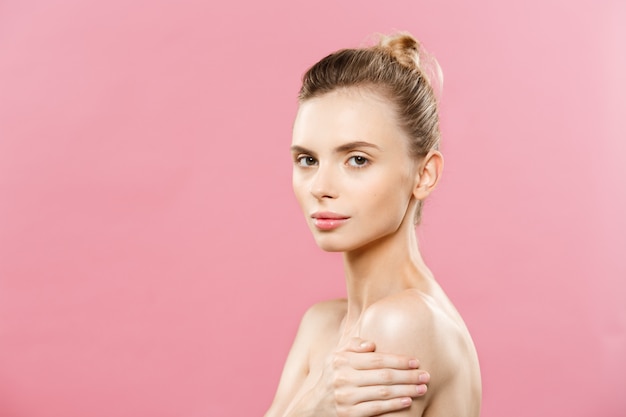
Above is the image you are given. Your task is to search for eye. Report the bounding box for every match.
[296,155,318,167]
[347,155,369,167]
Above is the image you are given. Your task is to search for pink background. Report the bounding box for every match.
[1,0,625,416]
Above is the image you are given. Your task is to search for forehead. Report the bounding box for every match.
[292,87,409,150]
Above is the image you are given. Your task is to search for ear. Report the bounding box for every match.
[413,150,443,200]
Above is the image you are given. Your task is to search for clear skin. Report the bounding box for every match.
[265,87,482,417]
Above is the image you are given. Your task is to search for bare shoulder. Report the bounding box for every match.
[286,298,348,366]
[303,298,347,321]
[359,290,481,416]
[299,298,347,335]
[359,290,463,374]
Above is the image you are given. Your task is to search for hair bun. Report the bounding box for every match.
[379,32,443,98]
[379,32,421,69]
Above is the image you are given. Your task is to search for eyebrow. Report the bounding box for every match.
[290,141,381,155]
[336,141,382,153]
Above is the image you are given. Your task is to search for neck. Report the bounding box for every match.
[341,219,432,328]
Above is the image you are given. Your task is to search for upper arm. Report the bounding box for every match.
[357,295,458,417]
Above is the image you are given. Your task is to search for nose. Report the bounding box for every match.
[310,163,338,200]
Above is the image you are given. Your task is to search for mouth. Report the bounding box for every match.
[310,212,350,231]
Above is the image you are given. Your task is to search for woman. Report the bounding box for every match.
[265,32,482,417]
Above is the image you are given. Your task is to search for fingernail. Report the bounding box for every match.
[419,372,430,383]
[417,384,428,394]
[408,359,419,368]
[360,341,371,348]
[401,397,412,406]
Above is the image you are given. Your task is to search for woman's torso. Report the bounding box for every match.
[282,284,481,416]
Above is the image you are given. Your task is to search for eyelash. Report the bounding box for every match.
[294,154,370,168]
[295,155,318,167]
[347,155,370,168]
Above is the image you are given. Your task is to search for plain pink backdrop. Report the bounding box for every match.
[1,0,625,416]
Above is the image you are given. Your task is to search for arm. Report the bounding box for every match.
[264,305,321,417]
[357,294,471,417]
[265,301,431,417]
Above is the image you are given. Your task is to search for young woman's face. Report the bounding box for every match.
[291,87,418,252]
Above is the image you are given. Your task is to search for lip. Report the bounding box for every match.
[311,211,350,231]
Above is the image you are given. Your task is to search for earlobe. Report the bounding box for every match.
[413,150,443,200]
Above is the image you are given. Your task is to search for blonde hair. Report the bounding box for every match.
[298,32,443,224]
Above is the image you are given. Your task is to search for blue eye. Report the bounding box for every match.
[347,155,369,167]
[296,155,318,167]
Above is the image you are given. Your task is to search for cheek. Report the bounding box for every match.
[364,173,413,215]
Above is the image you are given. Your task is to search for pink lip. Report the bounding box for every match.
[311,212,350,231]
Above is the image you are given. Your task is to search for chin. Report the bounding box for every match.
[318,245,347,253]
[311,232,370,253]
[312,227,397,253]
[314,238,349,252]
[309,232,352,252]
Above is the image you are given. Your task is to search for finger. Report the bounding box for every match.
[345,351,422,371]
[354,368,429,386]
[338,397,413,417]
[336,383,427,405]
[344,337,376,353]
